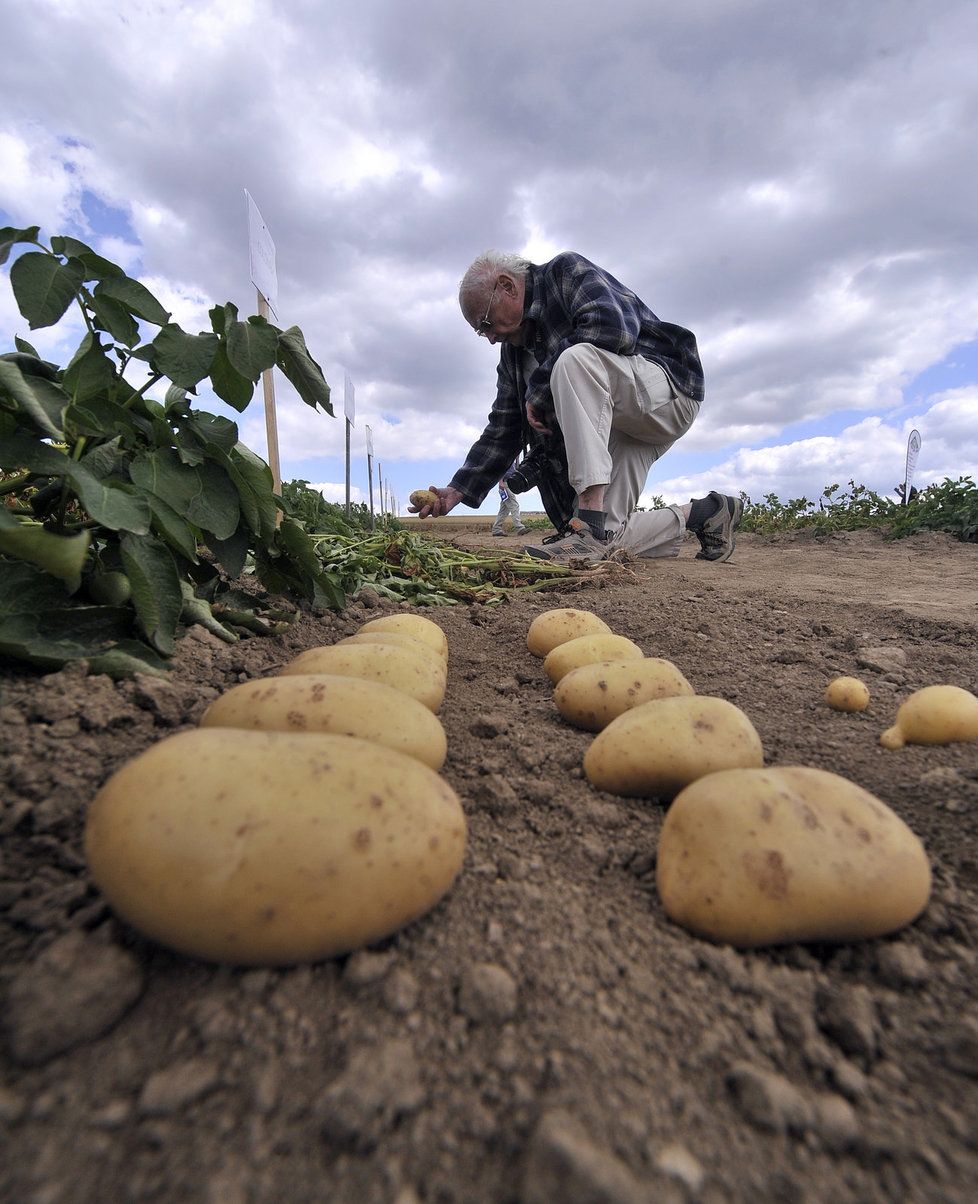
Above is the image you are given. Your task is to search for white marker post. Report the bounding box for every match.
[245,190,281,496]
[365,425,375,529]
[903,429,921,504]
[377,462,384,518]
[344,372,355,521]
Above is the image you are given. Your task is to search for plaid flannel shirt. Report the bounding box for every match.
[449,252,704,509]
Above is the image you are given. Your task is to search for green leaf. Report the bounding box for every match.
[0,433,152,533]
[226,443,278,543]
[129,446,239,540]
[0,225,40,267]
[0,511,89,591]
[14,335,40,356]
[206,523,250,579]
[9,251,85,329]
[151,324,219,390]
[143,491,200,563]
[0,559,167,677]
[50,236,125,281]
[65,393,139,442]
[227,314,279,381]
[183,410,240,456]
[209,339,254,411]
[275,326,333,413]
[90,291,140,346]
[119,532,182,655]
[63,331,117,404]
[0,357,67,438]
[94,276,170,326]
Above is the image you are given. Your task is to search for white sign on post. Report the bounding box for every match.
[245,189,278,315]
[365,424,374,458]
[904,429,921,501]
[344,372,356,426]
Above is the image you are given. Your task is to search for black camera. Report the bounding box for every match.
[505,443,566,494]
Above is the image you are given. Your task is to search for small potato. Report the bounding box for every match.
[656,766,932,947]
[410,489,439,510]
[825,676,870,713]
[199,674,447,770]
[84,729,467,965]
[881,684,978,749]
[337,631,447,675]
[543,633,643,684]
[554,657,695,731]
[527,608,612,658]
[584,695,763,798]
[358,613,449,660]
[281,643,446,712]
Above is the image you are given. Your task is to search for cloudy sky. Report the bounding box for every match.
[3,0,977,520]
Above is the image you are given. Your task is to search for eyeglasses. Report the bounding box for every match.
[474,281,498,337]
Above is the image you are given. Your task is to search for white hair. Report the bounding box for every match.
[458,250,531,309]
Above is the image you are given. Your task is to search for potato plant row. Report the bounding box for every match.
[83,614,466,966]
[525,607,978,949]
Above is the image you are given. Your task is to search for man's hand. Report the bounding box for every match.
[526,401,553,433]
[408,485,464,518]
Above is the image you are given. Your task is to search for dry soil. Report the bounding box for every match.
[1,526,977,1204]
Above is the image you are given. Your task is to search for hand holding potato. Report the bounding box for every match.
[408,486,463,518]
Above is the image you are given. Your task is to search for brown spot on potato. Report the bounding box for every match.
[311,682,326,701]
[260,906,277,923]
[429,835,440,850]
[353,827,372,851]
[799,803,821,830]
[370,794,385,809]
[286,710,307,729]
[744,848,790,899]
[857,827,872,843]
[759,802,773,822]
[598,680,608,691]
[694,719,714,732]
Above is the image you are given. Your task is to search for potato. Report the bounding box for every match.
[880,684,978,749]
[543,633,643,684]
[527,608,612,658]
[358,613,449,660]
[199,674,447,770]
[554,657,695,731]
[281,643,446,712]
[825,676,870,712]
[583,695,763,798]
[84,729,466,965]
[337,630,447,674]
[656,766,932,947]
[410,488,439,510]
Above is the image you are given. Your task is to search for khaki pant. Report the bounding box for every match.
[549,343,700,532]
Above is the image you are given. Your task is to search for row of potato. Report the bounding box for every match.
[84,614,468,967]
[525,607,978,949]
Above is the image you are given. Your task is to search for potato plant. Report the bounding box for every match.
[0,225,343,676]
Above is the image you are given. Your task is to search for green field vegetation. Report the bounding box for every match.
[738,477,978,542]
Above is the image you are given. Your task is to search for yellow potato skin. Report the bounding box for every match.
[527,608,612,658]
[881,684,978,749]
[656,766,932,948]
[281,643,446,712]
[358,614,449,660]
[554,657,695,731]
[199,674,447,770]
[409,489,439,510]
[84,730,467,966]
[583,695,763,798]
[543,633,643,684]
[337,631,447,674]
[824,676,870,713]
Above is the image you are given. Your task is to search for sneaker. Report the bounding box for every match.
[525,518,609,563]
[492,531,506,537]
[693,492,743,562]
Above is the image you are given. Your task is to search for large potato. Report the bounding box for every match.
[554,657,695,731]
[199,674,447,770]
[358,614,448,660]
[281,643,446,712]
[527,608,612,658]
[543,633,643,684]
[656,766,932,947]
[84,729,467,965]
[880,684,978,749]
[583,695,763,798]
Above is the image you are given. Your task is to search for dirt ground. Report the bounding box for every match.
[1,525,977,1204]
